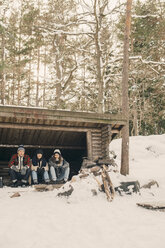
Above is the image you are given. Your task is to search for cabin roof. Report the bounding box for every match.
[0,105,126,147]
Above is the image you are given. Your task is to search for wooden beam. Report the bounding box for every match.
[0,144,85,149]
[0,122,100,133]
[86,131,92,159]
[111,129,120,133]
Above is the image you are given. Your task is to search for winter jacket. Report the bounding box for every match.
[8,154,31,169]
[48,156,69,169]
[31,155,48,172]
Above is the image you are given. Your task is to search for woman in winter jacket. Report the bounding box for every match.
[49,149,70,184]
[31,149,50,184]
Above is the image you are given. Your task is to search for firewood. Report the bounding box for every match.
[34,184,63,192]
[10,192,21,198]
[93,175,102,191]
[79,174,89,179]
[137,201,165,211]
[71,176,77,183]
[141,180,159,189]
[90,166,101,173]
[102,165,115,200]
[101,170,112,202]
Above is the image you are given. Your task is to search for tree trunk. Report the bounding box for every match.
[94,0,103,114]
[36,48,40,107]
[27,50,32,106]
[0,33,5,105]
[17,16,22,106]
[55,53,62,107]
[43,45,47,107]
[53,35,62,108]
[121,0,132,176]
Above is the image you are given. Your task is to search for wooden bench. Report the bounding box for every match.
[0,161,11,186]
[0,161,32,186]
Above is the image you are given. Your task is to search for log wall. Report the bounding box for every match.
[91,131,102,159]
[101,125,111,158]
[89,125,112,160]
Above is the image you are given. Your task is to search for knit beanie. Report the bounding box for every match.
[53,149,61,155]
[17,145,25,153]
[36,149,43,155]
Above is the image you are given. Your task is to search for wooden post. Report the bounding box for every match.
[86,131,92,159]
[121,0,132,175]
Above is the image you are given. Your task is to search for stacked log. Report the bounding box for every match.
[72,164,115,202]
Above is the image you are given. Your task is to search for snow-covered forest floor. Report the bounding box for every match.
[0,134,165,248]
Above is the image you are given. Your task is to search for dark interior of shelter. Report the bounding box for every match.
[0,129,87,182]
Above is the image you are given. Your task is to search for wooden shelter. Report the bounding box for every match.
[0,105,126,181]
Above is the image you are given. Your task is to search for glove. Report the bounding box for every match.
[21,167,27,175]
[11,165,19,172]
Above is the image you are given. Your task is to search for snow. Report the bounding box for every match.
[0,134,165,248]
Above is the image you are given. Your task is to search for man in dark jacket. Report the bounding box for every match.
[8,145,31,187]
[31,149,50,184]
[49,149,70,184]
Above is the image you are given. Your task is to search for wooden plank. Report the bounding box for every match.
[91,136,101,139]
[92,133,101,136]
[137,202,165,210]
[0,144,85,149]
[111,129,120,133]
[0,123,100,133]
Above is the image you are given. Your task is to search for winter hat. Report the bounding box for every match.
[36,149,43,155]
[53,149,61,155]
[17,145,25,153]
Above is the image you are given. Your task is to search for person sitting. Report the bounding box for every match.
[49,149,70,184]
[8,145,31,187]
[31,149,50,184]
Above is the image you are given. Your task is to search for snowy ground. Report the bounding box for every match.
[0,134,165,248]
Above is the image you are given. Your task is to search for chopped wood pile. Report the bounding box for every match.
[71,157,117,202]
[33,157,117,202]
[33,156,141,201]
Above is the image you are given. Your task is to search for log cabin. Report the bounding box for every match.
[0,105,126,184]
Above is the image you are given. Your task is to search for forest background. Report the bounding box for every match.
[0,0,164,136]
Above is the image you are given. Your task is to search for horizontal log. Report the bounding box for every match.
[92,141,101,145]
[92,146,101,150]
[0,144,85,150]
[92,153,102,157]
[91,136,101,140]
[92,132,101,135]
[92,145,101,148]
[101,126,110,131]
[0,122,100,133]
[111,129,120,133]
[101,132,110,137]
[92,135,101,138]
